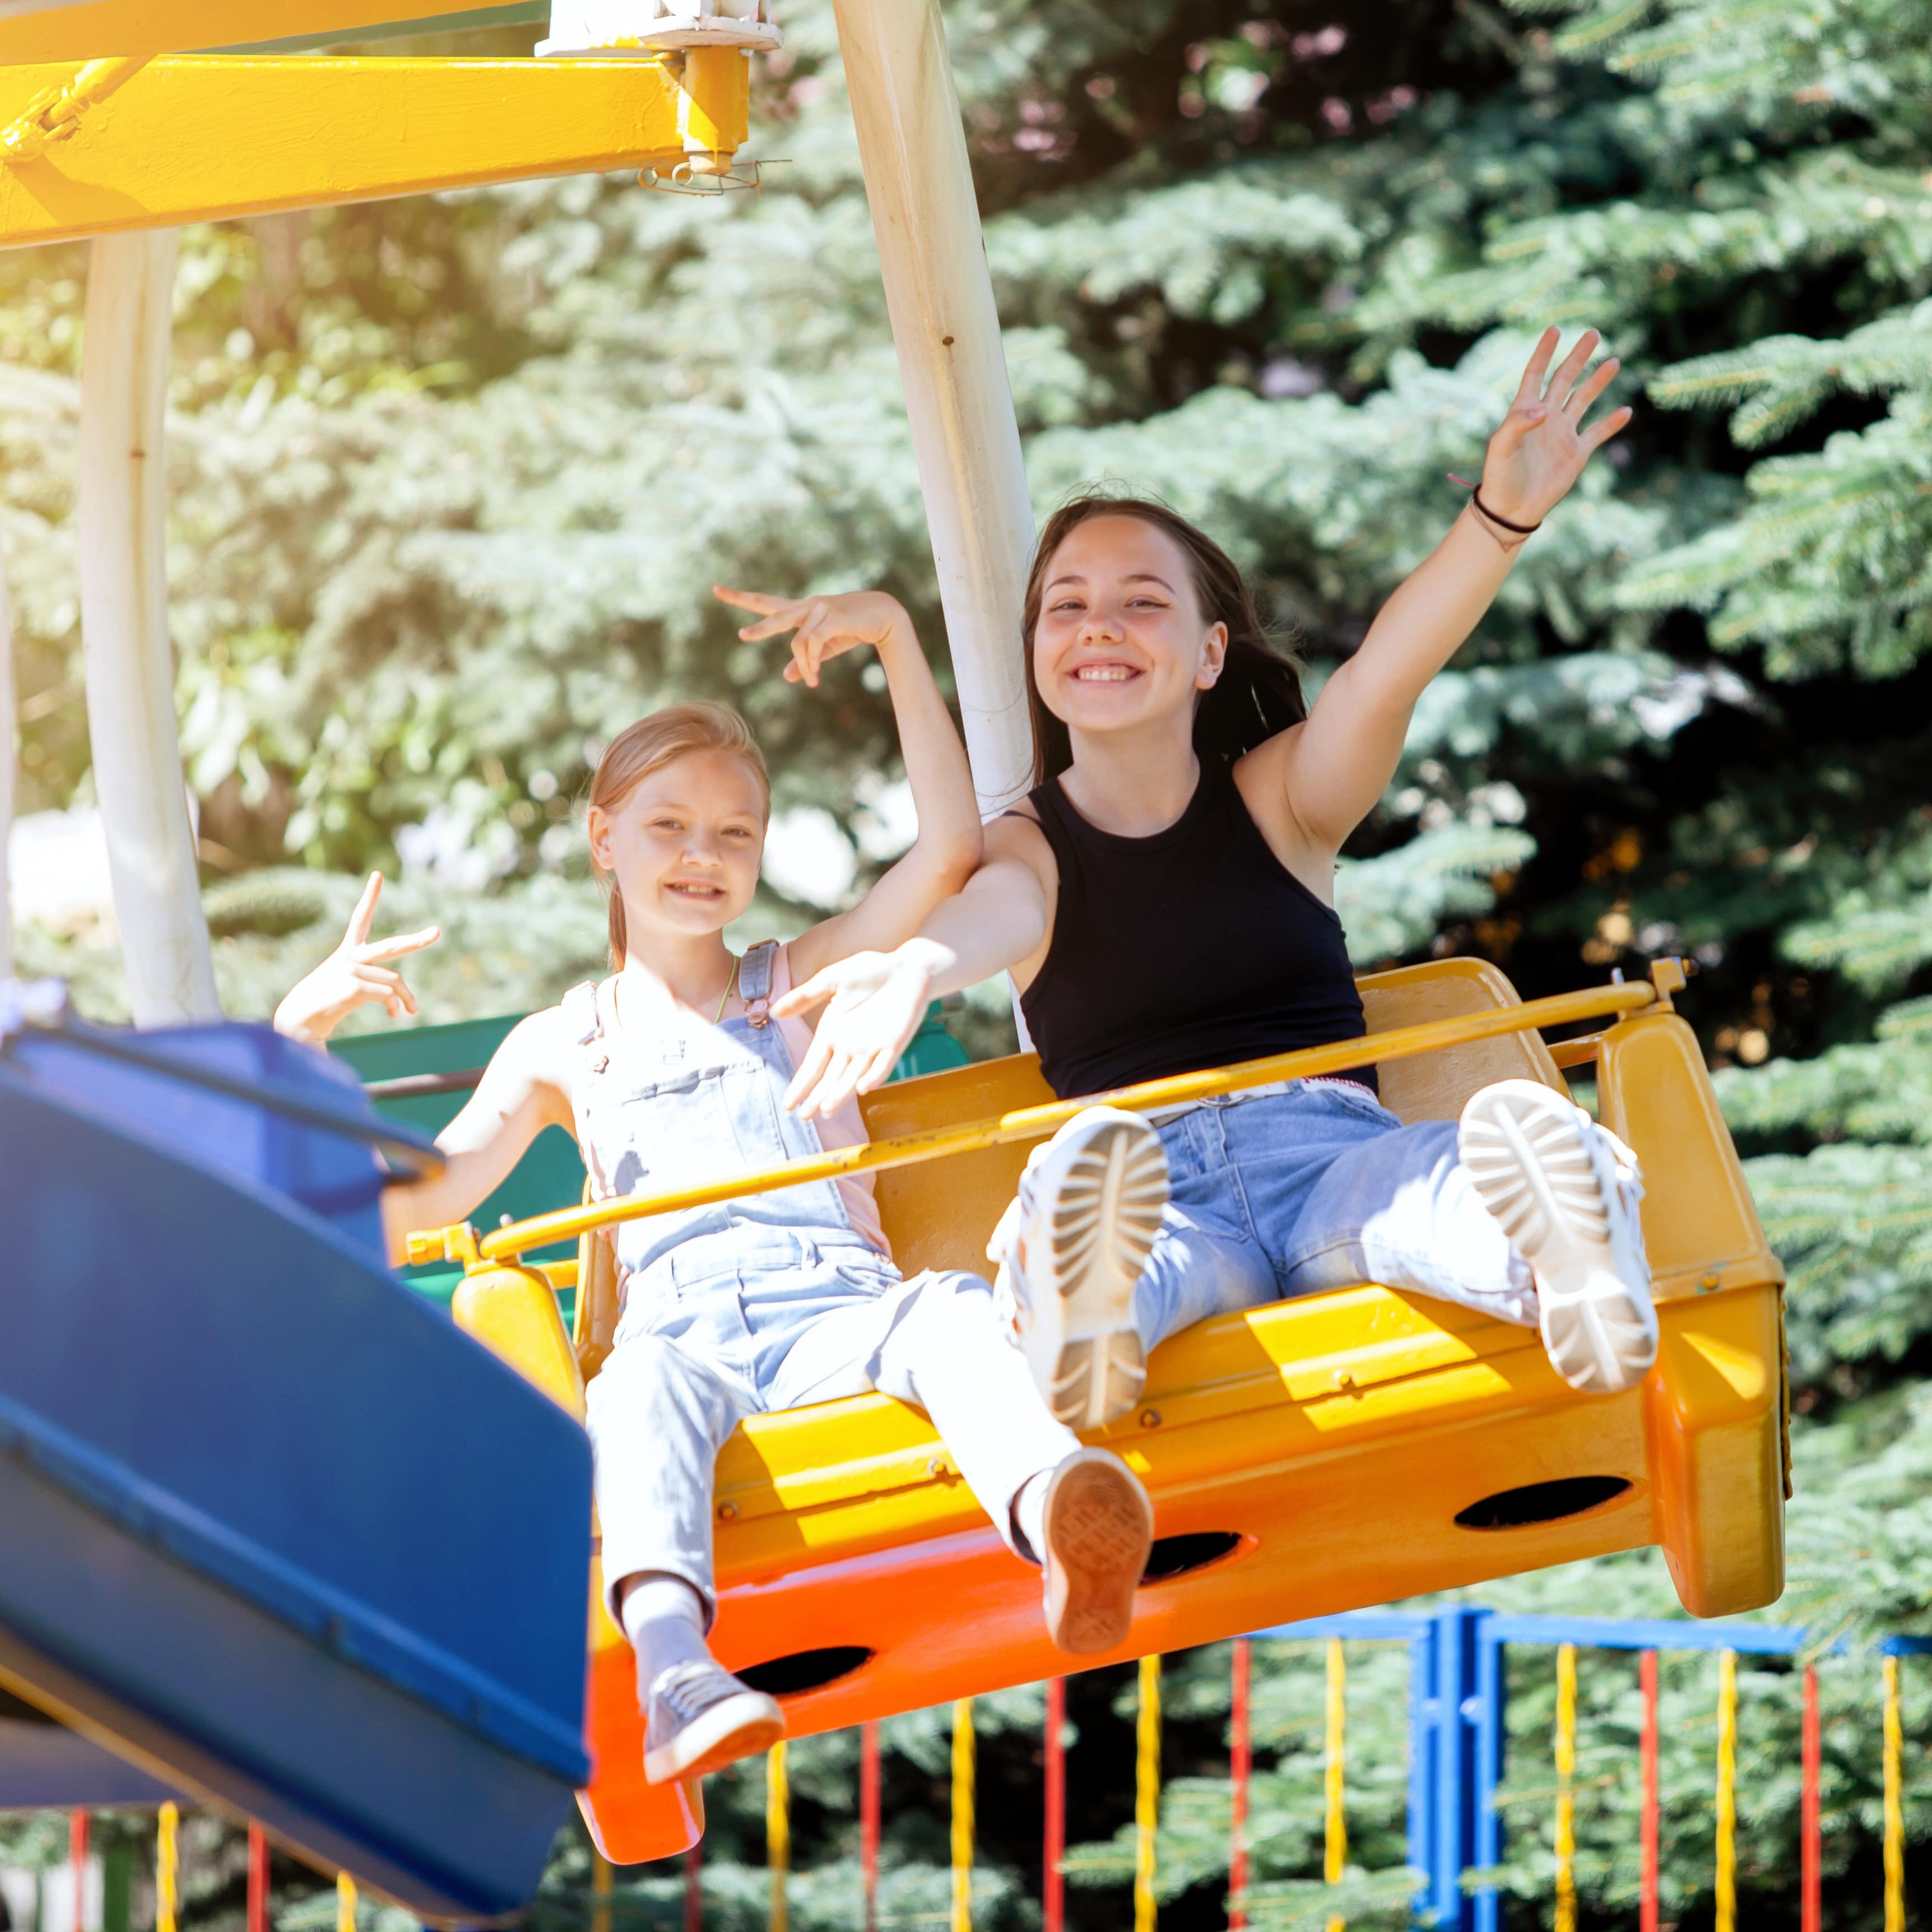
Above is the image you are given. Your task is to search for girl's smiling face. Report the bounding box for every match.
[1031,514,1228,740]
[587,748,768,939]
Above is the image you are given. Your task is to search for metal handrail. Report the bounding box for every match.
[415,970,1673,1269]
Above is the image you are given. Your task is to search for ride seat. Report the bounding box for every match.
[452,958,1786,1864]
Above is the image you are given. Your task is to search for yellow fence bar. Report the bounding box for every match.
[1884,1655,1905,1932]
[452,976,1664,1265]
[1136,1655,1161,1932]
[0,55,717,252]
[156,1802,179,1932]
[768,1740,791,1932]
[1715,1649,1736,1932]
[953,1698,976,1932]
[1554,1643,1576,1932]
[1325,1637,1346,1932]
[589,1848,612,1932]
[335,1871,356,1932]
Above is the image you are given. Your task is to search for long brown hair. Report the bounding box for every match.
[588,702,770,970]
[1021,492,1307,786]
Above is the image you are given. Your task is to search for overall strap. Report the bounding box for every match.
[737,939,782,1029]
[559,981,608,1073]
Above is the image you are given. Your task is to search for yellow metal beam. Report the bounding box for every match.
[0,55,737,248]
[0,1,532,65]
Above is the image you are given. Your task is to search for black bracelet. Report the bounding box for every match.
[1470,485,1541,536]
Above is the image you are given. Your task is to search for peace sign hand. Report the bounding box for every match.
[272,871,440,1046]
[1478,327,1633,531]
[713,586,915,688]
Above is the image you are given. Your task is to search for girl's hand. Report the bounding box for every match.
[1479,327,1632,529]
[773,945,938,1120]
[713,586,914,688]
[272,872,440,1046]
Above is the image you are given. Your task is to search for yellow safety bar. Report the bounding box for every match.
[413,968,1676,1269]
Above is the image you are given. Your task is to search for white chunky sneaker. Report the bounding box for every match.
[1457,1079,1657,1395]
[1038,1448,1154,1656]
[990,1107,1169,1431]
[642,1658,784,1785]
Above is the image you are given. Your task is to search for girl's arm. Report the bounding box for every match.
[375,1011,574,1261]
[273,887,572,1262]
[1257,327,1631,855]
[713,587,983,985]
[772,818,1053,1120]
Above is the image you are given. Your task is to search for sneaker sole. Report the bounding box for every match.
[1458,1080,1657,1395]
[1041,1449,1154,1656]
[1021,1110,1168,1431]
[644,1690,785,1785]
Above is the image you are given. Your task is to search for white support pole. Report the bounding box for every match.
[78,227,220,1025]
[833,0,1035,815]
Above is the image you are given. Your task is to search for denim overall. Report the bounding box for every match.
[575,944,1078,1619]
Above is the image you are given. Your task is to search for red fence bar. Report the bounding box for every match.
[861,1718,881,1932]
[1639,1649,1659,1932]
[683,1840,702,1932]
[1044,1677,1066,1932]
[247,1823,269,1932]
[1231,1636,1252,1930]
[1802,1664,1822,1932]
[69,1810,89,1932]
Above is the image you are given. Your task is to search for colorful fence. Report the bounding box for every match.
[40,1606,1924,1930]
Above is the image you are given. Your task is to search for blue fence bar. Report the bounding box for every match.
[1250,1606,1932,1922]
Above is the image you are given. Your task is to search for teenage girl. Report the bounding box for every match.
[274,590,1161,1784]
[765,328,1658,1427]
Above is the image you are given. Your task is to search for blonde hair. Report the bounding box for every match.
[588,702,771,970]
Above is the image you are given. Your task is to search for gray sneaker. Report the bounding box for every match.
[642,1657,784,1785]
[990,1107,1169,1431]
[1458,1079,1657,1395]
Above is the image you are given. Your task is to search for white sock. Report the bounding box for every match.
[620,1572,711,1693]
[1011,1469,1052,1567]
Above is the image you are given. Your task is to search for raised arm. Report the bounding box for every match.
[713,586,983,983]
[1264,327,1631,853]
[273,883,571,1262]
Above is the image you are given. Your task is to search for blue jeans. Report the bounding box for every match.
[1133,1081,1538,1353]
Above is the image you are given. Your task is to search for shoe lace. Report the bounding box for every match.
[651,1659,747,1725]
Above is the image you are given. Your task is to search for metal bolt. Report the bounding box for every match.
[1699,1271,1720,1292]
[1139,1408,1162,1429]
[717,1500,738,1521]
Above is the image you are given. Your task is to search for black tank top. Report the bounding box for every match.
[1015,759,1374,1100]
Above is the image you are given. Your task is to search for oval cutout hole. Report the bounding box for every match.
[1142,1531,1246,1583]
[1456,1475,1632,1530]
[736,1645,874,1698]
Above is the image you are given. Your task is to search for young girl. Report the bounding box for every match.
[768,328,1658,1427]
[274,589,1162,1784]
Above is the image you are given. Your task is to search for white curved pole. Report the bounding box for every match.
[832,0,1034,815]
[78,228,220,1024]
